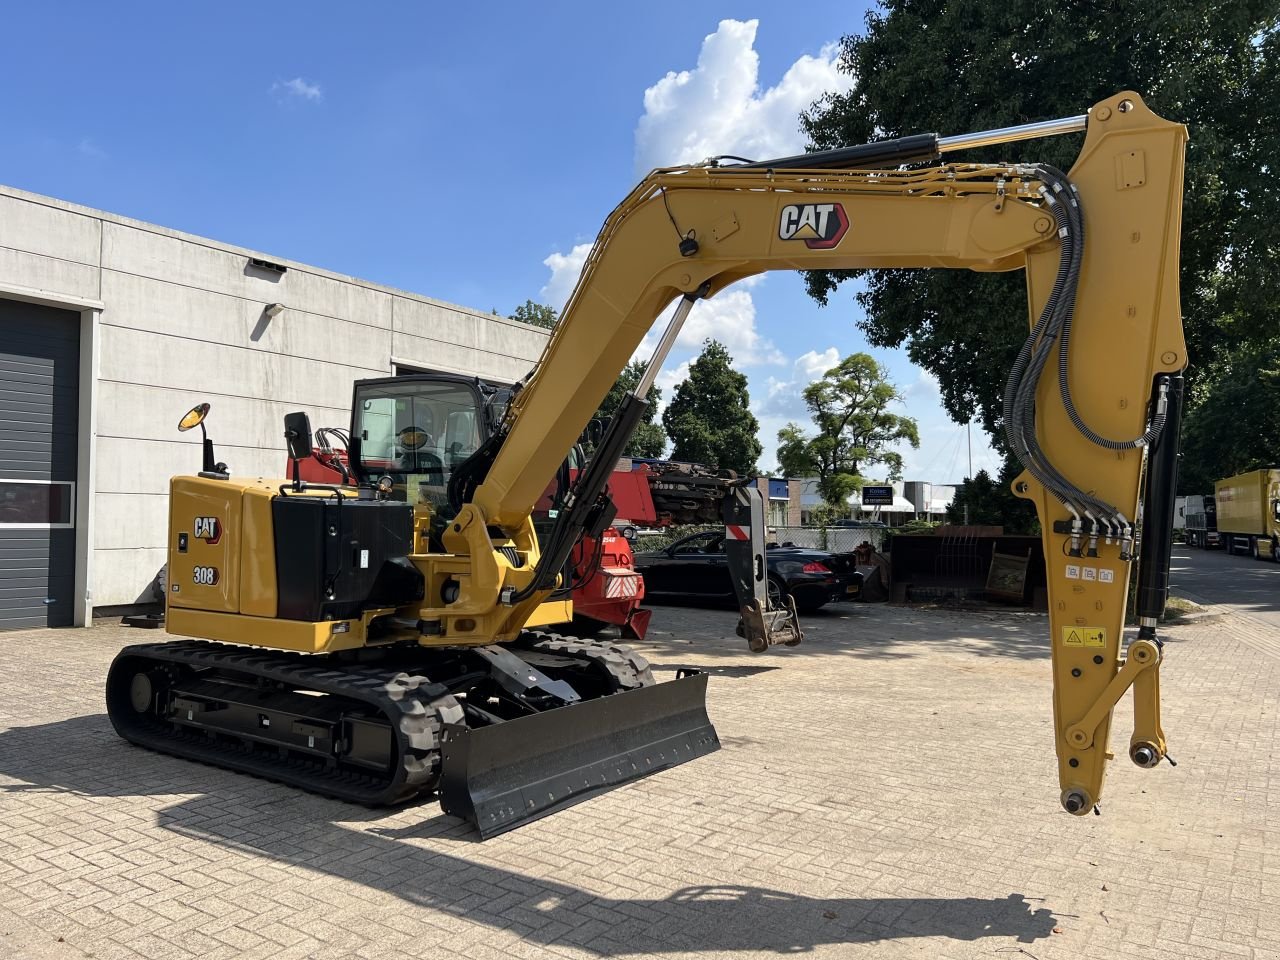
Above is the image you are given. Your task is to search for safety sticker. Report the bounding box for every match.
[1062,627,1106,647]
[1082,566,1098,582]
[1099,569,1115,583]
[1065,564,1081,579]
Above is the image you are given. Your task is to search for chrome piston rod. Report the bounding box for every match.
[939,114,1088,153]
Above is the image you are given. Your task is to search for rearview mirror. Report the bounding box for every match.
[283,411,313,461]
[178,402,210,433]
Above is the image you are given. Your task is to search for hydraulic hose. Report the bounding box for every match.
[1036,164,1169,452]
[1001,163,1152,542]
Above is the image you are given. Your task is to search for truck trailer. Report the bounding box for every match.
[1183,494,1219,549]
[1214,469,1280,560]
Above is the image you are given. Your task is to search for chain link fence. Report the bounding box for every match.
[771,525,889,553]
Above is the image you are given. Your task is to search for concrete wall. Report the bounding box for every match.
[0,184,550,611]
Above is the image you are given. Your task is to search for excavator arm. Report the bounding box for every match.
[720,481,804,651]
[433,91,1187,816]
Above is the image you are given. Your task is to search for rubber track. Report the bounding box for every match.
[106,639,462,806]
[518,631,656,690]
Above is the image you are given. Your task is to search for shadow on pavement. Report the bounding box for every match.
[640,601,1052,665]
[0,715,1059,954]
[1169,546,1280,620]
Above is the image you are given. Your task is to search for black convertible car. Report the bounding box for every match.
[635,530,863,613]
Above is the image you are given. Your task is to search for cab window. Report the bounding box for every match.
[352,380,482,524]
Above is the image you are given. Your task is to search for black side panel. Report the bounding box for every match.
[271,497,419,621]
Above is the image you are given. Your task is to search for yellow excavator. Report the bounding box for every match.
[107,91,1186,837]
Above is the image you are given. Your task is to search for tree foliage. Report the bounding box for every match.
[662,340,761,474]
[596,360,666,459]
[1179,337,1280,493]
[509,299,558,329]
[945,462,1039,534]
[776,353,919,508]
[801,1,1280,470]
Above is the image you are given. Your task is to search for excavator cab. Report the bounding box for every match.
[347,375,488,526]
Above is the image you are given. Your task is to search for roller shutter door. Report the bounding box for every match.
[0,298,80,629]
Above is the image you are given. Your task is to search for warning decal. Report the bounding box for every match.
[1062,627,1106,647]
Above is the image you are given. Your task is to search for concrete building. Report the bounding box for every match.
[790,478,957,526]
[902,481,957,520]
[0,184,549,629]
[849,480,955,524]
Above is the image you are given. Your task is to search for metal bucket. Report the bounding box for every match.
[438,672,719,838]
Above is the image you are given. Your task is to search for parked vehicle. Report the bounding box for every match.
[1215,469,1280,560]
[1184,494,1219,549]
[635,530,862,613]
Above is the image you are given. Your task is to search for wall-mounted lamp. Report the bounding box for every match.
[264,302,285,319]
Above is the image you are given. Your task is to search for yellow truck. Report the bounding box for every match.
[1214,469,1280,560]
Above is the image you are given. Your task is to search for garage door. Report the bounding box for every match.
[0,299,80,629]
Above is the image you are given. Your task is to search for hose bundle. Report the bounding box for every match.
[1002,164,1168,555]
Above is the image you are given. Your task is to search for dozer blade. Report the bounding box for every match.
[438,672,719,838]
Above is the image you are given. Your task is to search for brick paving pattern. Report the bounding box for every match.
[0,602,1275,959]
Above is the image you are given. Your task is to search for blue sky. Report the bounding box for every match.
[0,2,998,483]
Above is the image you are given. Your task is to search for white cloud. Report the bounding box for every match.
[540,243,592,313]
[634,19,853,175]
[757,348,839,419]
[273,77,323,102]
[674,291,785,367]
[535,19,880,476]
[795,347,840,380]
[653,360,689,411]
[540,18,853,391]
[543,245,783,368]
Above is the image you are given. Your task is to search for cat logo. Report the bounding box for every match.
[193,516,221,544]
[778,202,849,249]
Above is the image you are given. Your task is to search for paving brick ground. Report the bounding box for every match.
[0,601,1275,959]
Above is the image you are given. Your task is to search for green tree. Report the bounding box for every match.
[662,340,761,473]
[509,299,558,330]
[1179,337,1280,493]
[800,1,1280,450]
[776,353,919,509]
[596,360,666,459]
[945,462,1038,534]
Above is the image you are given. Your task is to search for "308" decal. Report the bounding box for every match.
[192,566,219,586]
